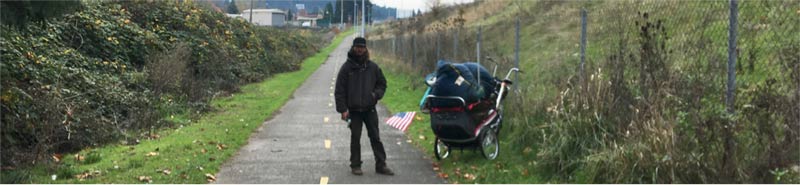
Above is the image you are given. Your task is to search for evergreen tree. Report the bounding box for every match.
[227,0,240,14]
[324,2,333,23]
[0,0,82,28]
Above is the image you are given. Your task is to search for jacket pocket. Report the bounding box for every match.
[370,92,378,105]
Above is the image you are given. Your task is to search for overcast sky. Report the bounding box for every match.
[371,0,474,18]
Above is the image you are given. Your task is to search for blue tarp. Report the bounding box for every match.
[426,60,497,107]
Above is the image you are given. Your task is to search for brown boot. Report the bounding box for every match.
[376,166,394,175]
[351,167,364,176]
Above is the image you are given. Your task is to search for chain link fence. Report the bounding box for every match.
[367,0,799,183]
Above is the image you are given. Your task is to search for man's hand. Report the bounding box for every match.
[341,111,349,121]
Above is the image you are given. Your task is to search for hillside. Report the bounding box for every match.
[368,0,799,183]
[0,0,323,174]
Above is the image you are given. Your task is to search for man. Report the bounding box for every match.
[334,37,394,176]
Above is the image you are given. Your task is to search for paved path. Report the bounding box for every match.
[215,35,444,184]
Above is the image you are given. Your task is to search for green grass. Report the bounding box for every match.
[6,29,353,184]
[376,54,543,184]
[374,0,800,183]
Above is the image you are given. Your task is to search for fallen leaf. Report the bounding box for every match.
[75,172,92,180]
[146,152,159,157]
[138,176,152,183]
[180,172,188,179]
[51,174,57,181]
[162,169,171,175]
[419,135,426,140]
[205,173,216,182]
[217,144,227,150]
[201,149,208,153]
[74,154,85,162]
[464,173,476,181]
[470,165,477,170]
[52,154,63,162]
[437,172,449,179]
[415,116,424,121]
[495,162,504,169]
[523,146,533,155]
[522,169,529,176]
[150,134,160,139]
[433,166,440,171]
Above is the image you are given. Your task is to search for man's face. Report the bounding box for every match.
[354,45,367,56]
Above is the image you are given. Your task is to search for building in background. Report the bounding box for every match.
[240,9,286,26]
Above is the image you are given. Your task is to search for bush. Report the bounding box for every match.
[1,1,319,168]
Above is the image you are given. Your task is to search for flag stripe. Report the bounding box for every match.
[385,111,416,132]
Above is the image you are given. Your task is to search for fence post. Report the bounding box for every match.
[454,28,459,61]
[515,17,520,91]
[727,0,737,115]
[580,8,587,84]
[393,36,397,58]
[723,0,739,182]
[436,32,441,61]
[477,25,482,64]
[412,34,416,67]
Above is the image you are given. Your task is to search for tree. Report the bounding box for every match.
[324,2,333,23]
[427,0,443,18]
[287,9,293,21]
[227,0,240,14]
[0,0,82,28]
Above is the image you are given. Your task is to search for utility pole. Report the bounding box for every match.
[249,0,253,23]
[361,0,365,37]
[354,1,357,36]
[340,0,343,29]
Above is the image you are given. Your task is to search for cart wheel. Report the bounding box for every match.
[480,129,499,160]
[434,137,450,160]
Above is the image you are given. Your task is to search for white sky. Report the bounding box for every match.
[371,0,474,18]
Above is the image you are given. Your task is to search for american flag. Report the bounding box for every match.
[385,111,416,132]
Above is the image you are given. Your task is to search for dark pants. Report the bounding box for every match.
[349,109,387,168]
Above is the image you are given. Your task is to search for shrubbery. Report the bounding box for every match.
[1,1,319,168]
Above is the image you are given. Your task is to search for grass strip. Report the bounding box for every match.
[12,29,353,184]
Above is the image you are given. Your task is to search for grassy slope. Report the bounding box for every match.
[16,29,353,184]
[374,0,799,183]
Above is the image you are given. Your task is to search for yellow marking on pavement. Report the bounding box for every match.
[320,176,329,185]
[324,117,329,123]
[328,103,333,107]
[324,140,331,149]
[330,86,334,90]
[329,93,334,97]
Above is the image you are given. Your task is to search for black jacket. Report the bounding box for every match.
[335,50,387,113]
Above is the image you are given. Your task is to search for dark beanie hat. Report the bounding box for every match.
[353,37,367,47]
